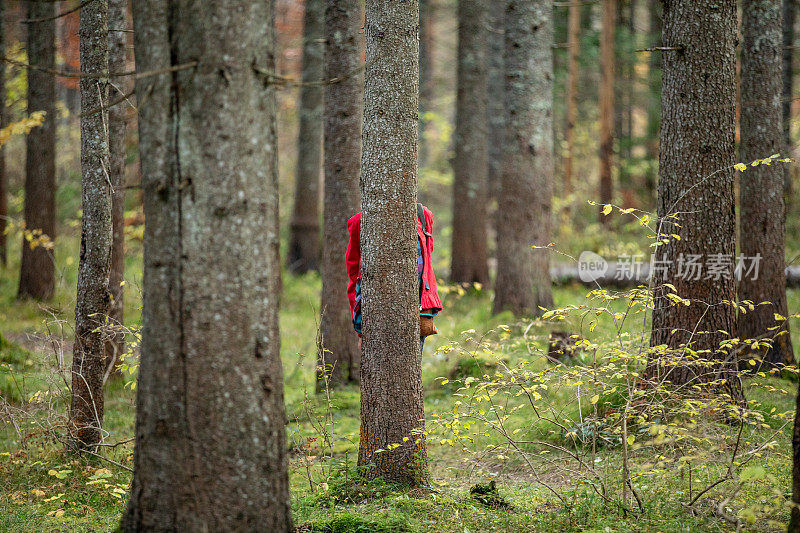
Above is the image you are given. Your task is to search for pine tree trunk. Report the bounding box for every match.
[493,0,554,317]
[487,0,505,203]
[104,0,128,379]
[0,0,6,267]
[19,1,57,300]
[647,0,741,398]
[319,0,363,387]
[451,0,489,284]
[287,0,324,274]
[69,0,111,450]
[739,0,793,367]
[598,0,615,223]
[784,0,796,206]
[564,0,580,200]
[123,1,292,529]
[418,0,435,168]
[358,0,427,485]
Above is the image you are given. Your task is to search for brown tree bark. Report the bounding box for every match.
[647,0,741,398]
[784,0,796,206]
[493,0,554,317]
[318,0,363,387]
[418,0,435,168]
[123,0,292,529]
[739,0,794,367]
[19,0,56,300]
[70,0,111,450]
[0,0,6,267]
[287,0,324,274]
[487,0,504,202]
[564,0,580,200]
[104,0,128,379]
[358,0,427,485]
[451,0,489,284]
[598,0,615,223]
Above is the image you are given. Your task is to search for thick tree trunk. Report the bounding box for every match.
[487,0,505,203]
[0,0,5,267]
[598,0,615,222]
[19,1,57,300]
[104,0,128,379]
[418,0,435,168]
[123,1,292,529]
[70,0,111,450]
[647,0,740,398]
[287,0,324,274]
[784,0,796,206]
[319,0,363,387]
[563,0,580,200]
[493,0,554,317]
[358,0,427,485]
[451,0,489,284]
[739,0,794,368]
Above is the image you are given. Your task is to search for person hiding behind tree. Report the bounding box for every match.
[346,203,443,356]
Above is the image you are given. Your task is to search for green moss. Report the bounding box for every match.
[298,514,413,533]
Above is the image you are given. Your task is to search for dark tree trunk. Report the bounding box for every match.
[784,0,796,206]
[319,0,363,387]
[358,0,427,485]
[287,0,324,274]
[451,0,489,284]
[493,0,554,317]
[104,0,129,379]
[647,0,741,398]
[645,0,662,198]
[598,0,615,222]
[487,0,505,202]
[19,1,56,300]
[418,0,435,168]
[739,0,794,368]
[123,1,292,529]
[0,0,5,267]
[70,0,111,450]
[564,0,580,200]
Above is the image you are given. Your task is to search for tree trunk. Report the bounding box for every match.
[493,0,554,317]
[645,0,662,198]
[358,0,427,485]
[0,0,6,267]
[123,1,292,529]
[451,0,489,284]
[104,0,128,380]
[418,0,435,168]
[564,0,580,200]
[739,0,794,367]
[647,0,741,398]
[487,0,505,203]
[19,1,57,300]
[598,0,615,223]
[69,0,111,450]
[287,0,324,274]
[784,0,796,206]
[319,0,363,387]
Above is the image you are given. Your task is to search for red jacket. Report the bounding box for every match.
[346,207,443,318]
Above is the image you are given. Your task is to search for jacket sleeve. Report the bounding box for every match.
[345,214,361,315]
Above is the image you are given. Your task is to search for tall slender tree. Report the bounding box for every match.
[0,0,6,267]
[493,0,554,317]
[287,0,324,274]
[70,0,111,450]
[563,0,581,200]
[104,0,129,377]
[647,0,740,395]
[487,0,504,202]
[451,0,489,284]
[19,1,56,299]
[123,0,291,529]
[739,0,793,367]
[784,0,796,205]
[358,0,427,485]
[598,0,615,222]
[418,0,435,167]
[319,0,363,386]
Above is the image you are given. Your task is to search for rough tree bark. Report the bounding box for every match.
[123,0,292,529]
[564,0,580,200]
[318,0,363,387]
[493,0,554,317]
[287,0,324,274]
[487,0,505,202]
[358,0,427,485]
[598,0,615,223]
[647,0,740,397]
[784,0,796,205]
[0,0,6,267]
[451,0,489,284]
[418,0,435,168]
[104,0,128,378]
[69,0,111,450]
[19,0,56,300]
[739,0,794,367]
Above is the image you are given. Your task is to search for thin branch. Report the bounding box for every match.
[21,0,97,23]
[79,86,135,118]
[78,446,133,472]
